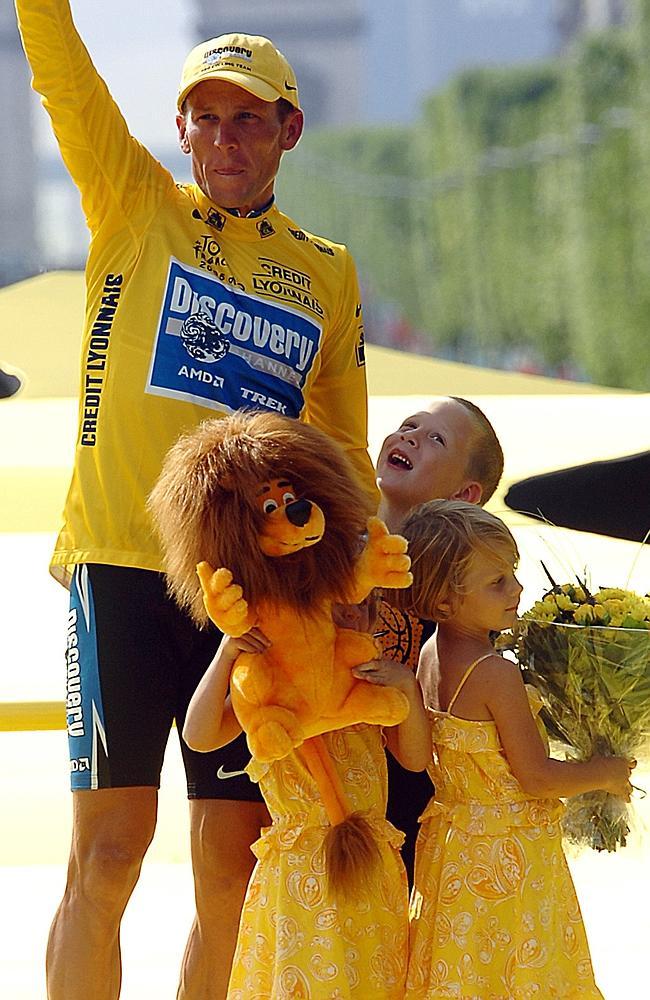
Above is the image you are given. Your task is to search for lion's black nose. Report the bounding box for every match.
[285,499,312,527]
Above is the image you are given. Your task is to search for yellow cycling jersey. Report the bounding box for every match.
[17,0,377,587]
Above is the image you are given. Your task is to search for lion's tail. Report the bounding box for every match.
[299,735,381,899]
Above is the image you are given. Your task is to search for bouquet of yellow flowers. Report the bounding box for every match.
[515,579,650,851]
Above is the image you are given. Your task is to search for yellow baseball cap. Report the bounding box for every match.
[177,33,300,110]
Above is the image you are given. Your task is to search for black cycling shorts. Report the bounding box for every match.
[65,563,262,801]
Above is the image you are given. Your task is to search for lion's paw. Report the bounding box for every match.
[196,562,255,635]
[248,707,303,762]
[374,686,410,725]
[354,517,412,594]
[344,682,410,728]
[250,722,297,762]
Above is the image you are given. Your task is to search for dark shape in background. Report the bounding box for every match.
[0,365,22,399]
[504,452,650,544]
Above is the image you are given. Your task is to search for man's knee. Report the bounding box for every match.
[68,792,157,911]
[66,831,152,919]
[190,800,264,894]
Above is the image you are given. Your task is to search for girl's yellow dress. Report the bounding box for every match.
[227,724,408,999]
[407,657,604,999]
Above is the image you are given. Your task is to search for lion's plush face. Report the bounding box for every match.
[148,410,375,624]
[256,479,325,557]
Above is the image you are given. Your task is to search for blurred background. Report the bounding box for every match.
[4,0,650,389]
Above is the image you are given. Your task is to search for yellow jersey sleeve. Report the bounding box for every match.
[303,251,377,502]
[16,0,173,238]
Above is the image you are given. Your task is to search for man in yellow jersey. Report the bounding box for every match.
[15,4,377,998]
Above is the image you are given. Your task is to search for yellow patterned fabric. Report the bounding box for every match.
[407,688,603,999]
[228,724,408,999]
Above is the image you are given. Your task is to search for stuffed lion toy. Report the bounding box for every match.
[148,409,413,895]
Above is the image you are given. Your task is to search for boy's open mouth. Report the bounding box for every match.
[388,449,413,470]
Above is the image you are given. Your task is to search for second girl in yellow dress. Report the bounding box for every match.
[397,499,635,999]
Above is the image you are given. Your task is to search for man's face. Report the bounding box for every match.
[177,79,303,214]
[376,398,481,508]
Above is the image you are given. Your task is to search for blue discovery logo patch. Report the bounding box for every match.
[147,258,322,416]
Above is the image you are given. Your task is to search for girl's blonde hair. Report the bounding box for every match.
[393,499,518,620]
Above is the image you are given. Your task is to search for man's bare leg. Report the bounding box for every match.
[177,798,270,1000]
[46,787,158,1000]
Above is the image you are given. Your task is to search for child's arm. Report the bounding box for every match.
[481,655,635,799]
[352,658,431,771]
[183,629,270,752]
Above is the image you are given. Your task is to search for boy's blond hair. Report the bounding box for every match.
[451,397,504,504]
[393,499,518,620]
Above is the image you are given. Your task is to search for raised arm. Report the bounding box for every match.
[15,0,171,233]
[483,656,635,800]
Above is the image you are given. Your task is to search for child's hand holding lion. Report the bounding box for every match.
[353,657,418,695]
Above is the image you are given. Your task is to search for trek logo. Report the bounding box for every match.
[147,258,322,416]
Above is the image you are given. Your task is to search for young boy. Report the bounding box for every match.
[374,396,504,883]
[376,396,503,532]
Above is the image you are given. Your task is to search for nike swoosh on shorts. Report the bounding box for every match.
[216,765,249,779]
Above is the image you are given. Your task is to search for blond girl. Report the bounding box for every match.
[398,499,634,999]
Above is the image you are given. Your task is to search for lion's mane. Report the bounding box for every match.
[148,410,375,625]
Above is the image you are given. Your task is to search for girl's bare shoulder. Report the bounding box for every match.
[416,638,440,710]
[474,652,523,691]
